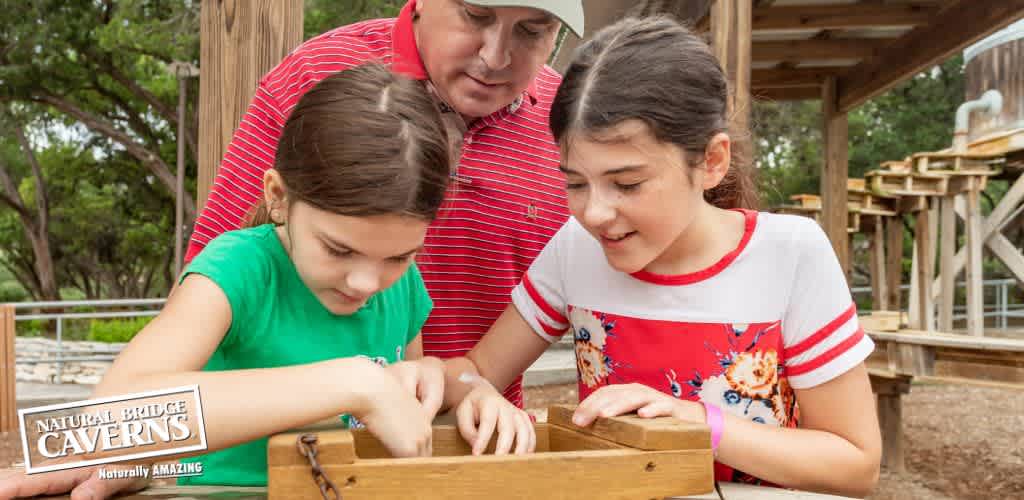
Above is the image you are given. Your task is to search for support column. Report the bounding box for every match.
[939,195,957,331]
[822,76,850,274]
[198,0,304,211]
[965,185,985,336]
[711,0,752,134]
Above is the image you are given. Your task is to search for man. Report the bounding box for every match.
[188,0,583,408]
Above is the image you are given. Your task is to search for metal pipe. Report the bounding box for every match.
[953,89,1003,151]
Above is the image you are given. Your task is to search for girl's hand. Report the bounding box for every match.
[573,383,706,427]
[354,363,434,458]
[454,374,535,456]
[385,357,445,421]
[0,464,149,500]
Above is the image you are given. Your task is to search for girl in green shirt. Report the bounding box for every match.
[7,63,454,497]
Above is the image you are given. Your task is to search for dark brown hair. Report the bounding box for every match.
[247,63,451,225]
[550,16,758,210]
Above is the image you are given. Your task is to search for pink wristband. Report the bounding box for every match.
[702,402,724,454]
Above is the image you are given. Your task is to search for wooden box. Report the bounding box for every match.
[267,405,713,499]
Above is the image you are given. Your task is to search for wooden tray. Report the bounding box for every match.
[267,405,713,499]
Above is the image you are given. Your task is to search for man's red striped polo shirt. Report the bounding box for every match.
[185,1,569,406]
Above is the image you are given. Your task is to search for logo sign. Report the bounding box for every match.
[19,385,207,474]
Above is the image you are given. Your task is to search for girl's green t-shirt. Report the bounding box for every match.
[176,224,432,486]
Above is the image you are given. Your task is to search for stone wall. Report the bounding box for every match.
[15,337,124,385]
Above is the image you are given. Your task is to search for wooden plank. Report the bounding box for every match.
[547,424,627,452]
[876,392,905,473]
[198,0,303,211]
[547,405,710,451]
[886,215,904,311]
[752,86,821,101]
[267,430,357,467]
[938,196,957,331]
[860,311,900,332]
[822,76,850,274]
[268,449,714,500]
[0,305,13,432]
[753,67,841,88]
[838,0,1024,112]
[752,3,937,31]
[867,330,1024,351]
[927,200,938,327]
[914,206,934,331]
[984,233,1024,287]
[711,0,753,134]
[753,39,885,62]
[964,189,984,336]
[870,218,888,310]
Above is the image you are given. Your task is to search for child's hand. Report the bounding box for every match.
[355,365,434,458]
[384,357,445,421]
[572,383,706,427]
[0,464,149,500]
[454,373,535,456]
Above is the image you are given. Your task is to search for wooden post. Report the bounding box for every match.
[966,185,985,336]
[871,374,911,474]
[198,0,304,211]
[915,207,935,332]
[886,215,904,311]
[822,76,850,274]
[1,304,15,432]
[927,200,939,328]
[870,217,889,310]
[711,0,752,134]
[939,195,957,331]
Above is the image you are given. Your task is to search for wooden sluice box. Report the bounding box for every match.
[267,405,713,499]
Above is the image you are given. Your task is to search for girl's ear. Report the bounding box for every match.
[262,169,289,224]
[701,133,731,191]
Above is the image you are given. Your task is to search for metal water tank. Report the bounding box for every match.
[964,19,1024,142]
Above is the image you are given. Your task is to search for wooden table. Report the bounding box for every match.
[1,431,854,500]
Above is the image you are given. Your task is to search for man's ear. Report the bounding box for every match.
[701,133,731,190]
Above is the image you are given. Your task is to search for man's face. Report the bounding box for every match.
[414,0,560,119]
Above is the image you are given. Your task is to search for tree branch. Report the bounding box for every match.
[32,91,197,220]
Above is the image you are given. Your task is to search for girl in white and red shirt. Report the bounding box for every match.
[442,15,881,498]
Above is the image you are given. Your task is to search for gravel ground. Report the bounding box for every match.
[524,381,1024,500]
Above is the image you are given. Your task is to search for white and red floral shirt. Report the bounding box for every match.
[511,210,873,484]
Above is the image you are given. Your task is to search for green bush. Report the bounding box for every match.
[0,281,28,302]
[87,317,152,343]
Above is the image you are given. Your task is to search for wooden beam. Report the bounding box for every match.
[752,86,821,101]
[753,39,886,62]
[753,67,842,88]
[711,0,753,134]
[1,304,14,432]
[886,215,904,311]
[198,1,304,211]
[915,207,935,332]
[838,0,1024,112]
[870,217,889,310]
[822,76,850,274]
[752,3,937,31]
[965,188,984,336]
[939,196,956,332]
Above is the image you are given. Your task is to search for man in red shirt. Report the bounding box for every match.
[188,0,583,408]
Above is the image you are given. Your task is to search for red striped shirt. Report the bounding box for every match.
[185,1,569,407]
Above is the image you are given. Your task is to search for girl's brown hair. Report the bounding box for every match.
[550,16,758,210]
[247,63,451,225]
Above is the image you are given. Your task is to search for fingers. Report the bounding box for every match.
[493,406,516,455]
[513,410,535,455]
[455,398,479,446]
[637,399,677,419]
[574,384,656,427]
[473,401,499,456]
[2,468,91,499]
[417,362,445,421]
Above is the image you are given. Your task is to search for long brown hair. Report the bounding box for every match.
[247,63,451,225]
[550,16,758,210]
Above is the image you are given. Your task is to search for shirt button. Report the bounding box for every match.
[465,136,473,145]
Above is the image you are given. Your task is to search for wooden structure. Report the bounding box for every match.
[267,405,713,500]
[197,1,303,212]
[0,305,14,432]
